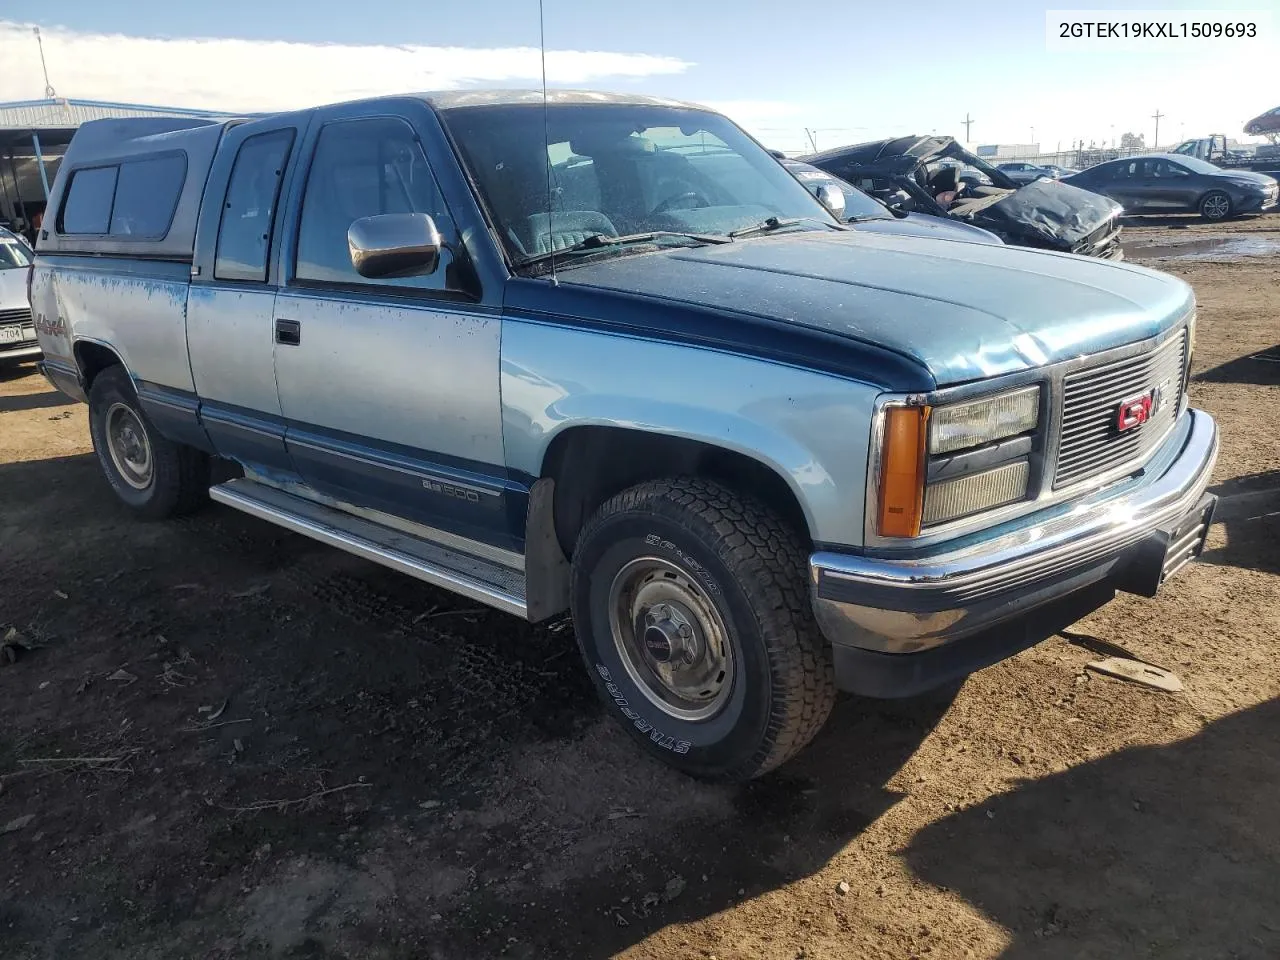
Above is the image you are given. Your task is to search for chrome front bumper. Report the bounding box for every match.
[810,408,1219,690]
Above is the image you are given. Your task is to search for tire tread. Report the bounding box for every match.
[578,477,836,780]
[89,366,209,520]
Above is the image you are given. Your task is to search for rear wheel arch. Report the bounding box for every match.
[74,340,128,391]
[540,425,813,560]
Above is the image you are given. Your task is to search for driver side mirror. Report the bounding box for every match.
[348,213,442,279]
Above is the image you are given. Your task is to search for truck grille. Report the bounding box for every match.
[0,306,32,325]
[1054,331,1188,489]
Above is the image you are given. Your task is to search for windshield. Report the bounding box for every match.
[1171,155,1223,174]
[441,103,838,266]
[0,234,32,269]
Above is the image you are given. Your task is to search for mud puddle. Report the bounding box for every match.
[1124,235,1280,261]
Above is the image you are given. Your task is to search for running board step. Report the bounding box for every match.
[209,478,527,618]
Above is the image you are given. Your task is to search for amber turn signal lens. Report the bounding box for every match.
[877,405,930,538]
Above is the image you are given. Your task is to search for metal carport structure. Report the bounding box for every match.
[0,98,238,235]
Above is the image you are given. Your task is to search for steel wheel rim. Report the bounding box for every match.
[607,556,734,722]
[1204,194,1229,218]
[105,402,153,490]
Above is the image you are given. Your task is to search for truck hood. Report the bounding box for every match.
[559,229,1193,386]
[851,212,1003,244]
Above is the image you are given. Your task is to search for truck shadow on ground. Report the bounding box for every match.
[0,450,956,959]
[0,360,44,384]
[1201,470,1280,575]
[901,696,1280,958]
[1194,344,1280,386]
[0,389,74,413]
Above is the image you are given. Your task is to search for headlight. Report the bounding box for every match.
[929,386,1040,454]
[874,386,1041,538]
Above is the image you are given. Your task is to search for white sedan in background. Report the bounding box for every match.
[0,227,39,365]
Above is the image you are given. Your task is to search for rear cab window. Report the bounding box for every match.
[215,129,295,282]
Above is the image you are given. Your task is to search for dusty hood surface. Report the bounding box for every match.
[559,230,1192,386]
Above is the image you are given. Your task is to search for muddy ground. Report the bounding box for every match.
[2,214,1278,960]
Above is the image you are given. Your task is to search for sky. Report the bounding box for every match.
[2,1,1277,155]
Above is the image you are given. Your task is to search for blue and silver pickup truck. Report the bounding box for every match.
[30,91,1218,781]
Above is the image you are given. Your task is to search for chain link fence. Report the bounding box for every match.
[979,145,1159,170]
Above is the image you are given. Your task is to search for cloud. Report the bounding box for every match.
[0,20,692,112]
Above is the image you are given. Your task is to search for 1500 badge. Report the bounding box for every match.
[421,478,481,503]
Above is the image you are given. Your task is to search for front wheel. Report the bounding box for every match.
[570,478,835,781]
[1199,190,1232,221]
[88,366,210,519]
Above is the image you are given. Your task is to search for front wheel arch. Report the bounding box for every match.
[542,425,814,561]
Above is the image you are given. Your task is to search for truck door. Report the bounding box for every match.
[187,116,309,475]
[271,106,511,548]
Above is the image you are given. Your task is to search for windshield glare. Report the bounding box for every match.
[441,103,837,264]
[0,236,32,269]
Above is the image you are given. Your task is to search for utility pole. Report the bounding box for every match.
[1152,109,1165,149]
[804,128,818,153]
[33,27,57,99]
[961,113,975,142]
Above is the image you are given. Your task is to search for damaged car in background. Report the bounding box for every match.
[803,135,1125,259]
[780,158,1003,244]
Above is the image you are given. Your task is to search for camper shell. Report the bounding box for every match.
[41,117,240,261]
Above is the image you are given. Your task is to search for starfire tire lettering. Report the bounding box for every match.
[595,664,691,754]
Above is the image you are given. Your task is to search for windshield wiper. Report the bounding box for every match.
[517,230,731,269]
[729,216,847,239]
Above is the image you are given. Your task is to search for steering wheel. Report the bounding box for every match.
[652,191,710,215]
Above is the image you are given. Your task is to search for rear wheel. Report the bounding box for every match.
[570,478,835,781]
[1199,190,1232,221]
[88,366,209,518]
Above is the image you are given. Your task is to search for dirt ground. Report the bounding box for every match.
[2,214,1278,960]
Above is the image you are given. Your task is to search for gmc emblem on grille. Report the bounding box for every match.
[1116,391,1155,431]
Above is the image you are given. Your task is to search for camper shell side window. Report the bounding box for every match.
[57,153,188,240]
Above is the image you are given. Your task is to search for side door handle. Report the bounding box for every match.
[275,318,301,346]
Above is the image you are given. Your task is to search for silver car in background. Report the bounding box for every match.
[0,228,39,364]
